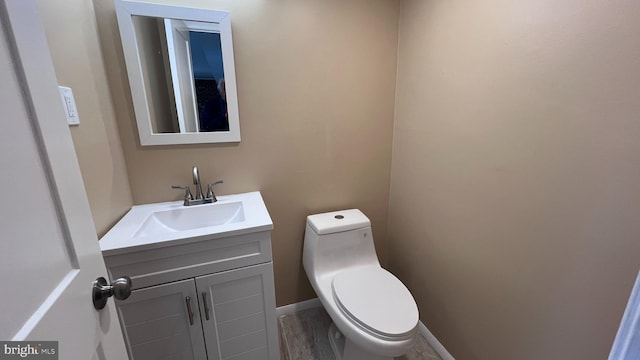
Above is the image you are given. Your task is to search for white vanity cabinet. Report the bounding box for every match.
[102,229,279,360]
[116,278,208,359]
[197,264,276,360]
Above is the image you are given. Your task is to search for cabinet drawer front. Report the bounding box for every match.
[196,263,279,360]
[105,231,272,290]
[116,279,207,360]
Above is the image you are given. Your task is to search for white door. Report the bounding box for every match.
[609,271,640,360]
[164,19,199,133]
[0,1,128,359]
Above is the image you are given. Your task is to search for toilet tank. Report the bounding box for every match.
[303,209,380,278]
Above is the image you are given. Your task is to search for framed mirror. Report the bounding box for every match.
[115,0,240,145]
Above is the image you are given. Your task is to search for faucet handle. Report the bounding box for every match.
[171,185,193,206]
[206,180,223,202]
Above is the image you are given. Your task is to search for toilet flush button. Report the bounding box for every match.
[334,215,344,219]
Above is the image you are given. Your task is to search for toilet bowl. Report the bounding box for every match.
[303,209,419,360]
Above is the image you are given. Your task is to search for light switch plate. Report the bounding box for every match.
[58,86,79,126]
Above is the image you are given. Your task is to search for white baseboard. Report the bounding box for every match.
[276,298,454,360]
[276,298,322,318]
[417,321,455,360]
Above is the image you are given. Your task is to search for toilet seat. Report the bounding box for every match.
[331,267,418,341]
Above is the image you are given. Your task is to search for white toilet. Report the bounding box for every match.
[303,209,419,360]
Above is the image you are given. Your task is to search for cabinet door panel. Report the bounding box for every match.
[225,347,269,360]
[214,293,264,323]
[116,279,207,360]
[196,263,279,360]
[130,332,197,360]
[126,313,186,344]
[119,292,185,327]
[216,312,265,341]
[210,274,262,304]
[220,329,267,358]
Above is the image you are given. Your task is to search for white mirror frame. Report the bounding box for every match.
[115,0,241,145]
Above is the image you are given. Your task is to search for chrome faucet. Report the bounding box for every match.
[172,165,223,206]
[193,166,204,200]
[206,180,224,202]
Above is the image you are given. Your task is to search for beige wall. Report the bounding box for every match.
[37,0,133,237]
[390,0,640,359]
[93,0,400,306]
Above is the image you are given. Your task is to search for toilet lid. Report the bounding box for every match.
[332,267,418,338]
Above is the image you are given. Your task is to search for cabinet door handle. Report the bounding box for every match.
[185,296,195,326]
[201,292,210,321]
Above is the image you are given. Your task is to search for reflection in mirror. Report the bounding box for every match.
[190,31,228,132]
[163,20,228,133]
[115,0,240,145]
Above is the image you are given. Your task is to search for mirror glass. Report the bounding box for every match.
[115,0,240,145]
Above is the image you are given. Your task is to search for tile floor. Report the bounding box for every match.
[278,307,442,360]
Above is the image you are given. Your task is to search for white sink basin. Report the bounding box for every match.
[135,200,245,237]
[100,191,272,255]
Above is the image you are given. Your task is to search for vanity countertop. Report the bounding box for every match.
[100,191,273,256]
